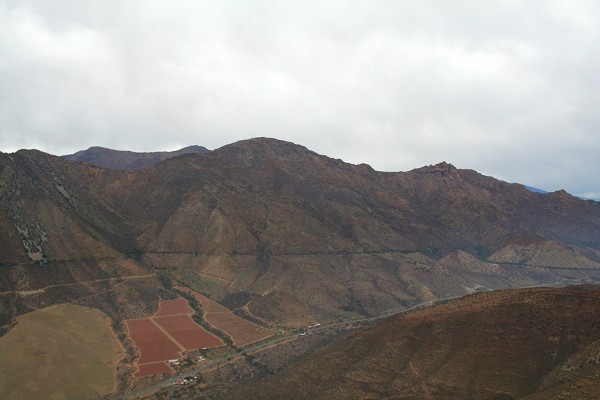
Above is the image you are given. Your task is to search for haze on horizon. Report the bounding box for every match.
[1,1,599,199]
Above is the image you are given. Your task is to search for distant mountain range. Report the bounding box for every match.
[521,184,599,202]
[62,145,209,171]
[522,185,548,194]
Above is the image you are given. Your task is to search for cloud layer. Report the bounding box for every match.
[1,1,599,198]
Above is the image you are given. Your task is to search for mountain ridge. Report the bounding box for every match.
[1,137,600,330]
[61,144,209,171]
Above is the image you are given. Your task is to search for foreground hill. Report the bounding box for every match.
[222,285,600,400]
[62,145,209,171]
[1,138,600,332]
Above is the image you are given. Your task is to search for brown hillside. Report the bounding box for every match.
[0,150,163,333]
[223,286,600,400]
[121,138,600,324]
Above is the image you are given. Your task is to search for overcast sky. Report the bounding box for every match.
[1,1,599,198]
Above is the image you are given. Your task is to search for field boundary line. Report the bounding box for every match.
[149,318,186,352]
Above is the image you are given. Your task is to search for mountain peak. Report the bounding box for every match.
[212,137,320,168]
[217,137,311,153]
[411,161,462,179]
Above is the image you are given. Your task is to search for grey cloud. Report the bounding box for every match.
[1,1,599,198]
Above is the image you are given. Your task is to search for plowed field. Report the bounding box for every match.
[126,298,223,377]
[154,315,224,349]
[125,319,181,364]
[177,287,273,347]
[204,312,272,346]
[154,298,193,316]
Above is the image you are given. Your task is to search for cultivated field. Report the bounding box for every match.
[126,298,224,378]
[0,303,123,400]
[179,287,274,347]
[154,314,224,349]
[204,312,273,346]
[154,298,193,316]
[125,318,181,364]
[189,291,230,313]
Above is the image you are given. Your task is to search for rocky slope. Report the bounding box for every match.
[0,150,162,333]
[125,138,600,324]
[1,138,600,330]
[222,285,600,400]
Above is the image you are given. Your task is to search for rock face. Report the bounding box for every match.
[223,286,600,400]
[62,145,209,171]
[1,138,600,330]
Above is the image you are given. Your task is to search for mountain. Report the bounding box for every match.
[222,285,600,400]
[0,149,163,334]
[124,139,600,325]
[522,185,548,194]
[62,145,209,171]
[1,138,600,332]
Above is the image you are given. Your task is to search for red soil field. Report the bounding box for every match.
[204,312,273,347]
[154,315,224,349]
[176,286,273,347]
[126,292,275,377]
[154,298,193,317]
[126,296,230,378]
[125,319,181,364]
[192,292,231,314]
[134,362,173,378]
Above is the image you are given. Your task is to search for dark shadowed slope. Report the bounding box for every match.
[222,285,600,400]
[62,145,209,171]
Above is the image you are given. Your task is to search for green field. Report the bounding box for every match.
[0,303,124,400]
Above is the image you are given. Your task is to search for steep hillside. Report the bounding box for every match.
[125,138,600,324]
[62,145,209,171]
[0,150,162,334]
[222,286,600,400]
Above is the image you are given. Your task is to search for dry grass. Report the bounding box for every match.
[0,303,123,400]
